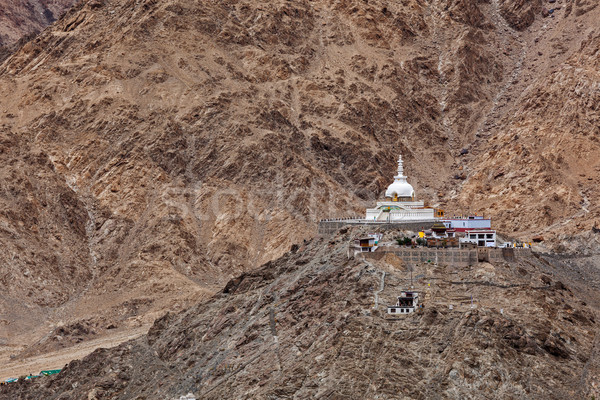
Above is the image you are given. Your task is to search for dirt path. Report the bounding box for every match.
[0,326,149,382]
[373,271,386,309]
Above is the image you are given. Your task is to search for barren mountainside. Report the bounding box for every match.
[0,0,599,384]
[2,228,600,399]
[0,0,76,46]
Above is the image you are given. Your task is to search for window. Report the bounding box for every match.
[470,234,476,239]
[478,234,485,239]
[486,234,493,239]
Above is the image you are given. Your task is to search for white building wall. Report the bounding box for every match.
[460,230,497,247]
[444,219,491,229]
[365,201,436,222]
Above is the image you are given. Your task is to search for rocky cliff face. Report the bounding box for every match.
[0,0,76,46]
[458,1,600,249]
[0,0,599,371]
[2,228,599,399]
[0,0,77,64]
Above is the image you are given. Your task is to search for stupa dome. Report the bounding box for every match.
[385,181,414,198]
[385,155,415,200]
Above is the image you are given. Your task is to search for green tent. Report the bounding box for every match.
[40,369,61,376]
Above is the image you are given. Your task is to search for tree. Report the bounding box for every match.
[396,237,412,246]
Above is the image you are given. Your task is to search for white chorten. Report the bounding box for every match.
[365,154,438,222]
[384,155,415,201]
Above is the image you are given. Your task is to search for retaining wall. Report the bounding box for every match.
[318,220,435,236]
[360,247,532,266]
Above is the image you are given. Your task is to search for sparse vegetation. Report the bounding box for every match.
[396,237,412,246]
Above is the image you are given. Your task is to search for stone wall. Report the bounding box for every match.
[359,247,532,266]
[318,220,435,236]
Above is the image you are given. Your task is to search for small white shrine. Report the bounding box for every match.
[387,291,419,314]
[365,155,439,222]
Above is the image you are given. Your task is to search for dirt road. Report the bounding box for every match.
[0,326,149,381]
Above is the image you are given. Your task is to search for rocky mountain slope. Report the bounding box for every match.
[1,0,600,376]
[458,0,600,248]
[0,0,76,54]
[2,227,599,399]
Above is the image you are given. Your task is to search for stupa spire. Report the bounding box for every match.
[384,153,414,199]
[395,154,408,184]
[397,155,405,178]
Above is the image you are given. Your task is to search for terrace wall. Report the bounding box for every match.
[360,247,532,266]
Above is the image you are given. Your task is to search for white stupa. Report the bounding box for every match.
[385,155,414,201]
[365,154,438,222]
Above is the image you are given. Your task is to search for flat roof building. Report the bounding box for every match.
[442,216,491,231]
[387,291,419,315]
